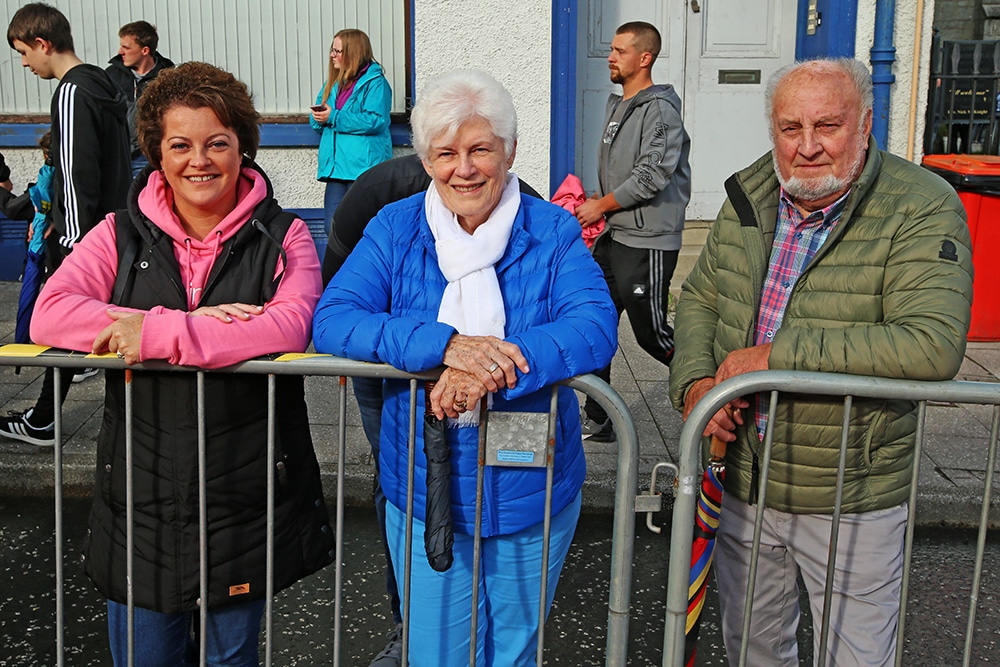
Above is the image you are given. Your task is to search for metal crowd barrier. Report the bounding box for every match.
[0,344,641,667]
[661,370,1000,667]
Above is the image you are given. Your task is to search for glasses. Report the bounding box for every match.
[330,48,343,56]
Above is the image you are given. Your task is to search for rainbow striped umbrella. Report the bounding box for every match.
[683,437,727,667]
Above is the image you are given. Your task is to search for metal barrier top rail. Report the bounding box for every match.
[0,344,640,667]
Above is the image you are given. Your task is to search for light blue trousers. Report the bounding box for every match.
[385,490,581,666]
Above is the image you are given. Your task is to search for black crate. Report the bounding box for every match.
[924,38,1000,155]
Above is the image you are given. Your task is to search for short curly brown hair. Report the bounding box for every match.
[136,62,260,170]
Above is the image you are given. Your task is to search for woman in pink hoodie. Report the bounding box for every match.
[31,62,334,667]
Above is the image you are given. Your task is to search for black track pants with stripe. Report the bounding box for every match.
[584,233,677,423]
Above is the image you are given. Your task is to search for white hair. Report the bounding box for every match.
[764,58,874,137]
[410,70,518,160]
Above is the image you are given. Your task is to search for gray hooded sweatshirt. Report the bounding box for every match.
[598,84,691,251]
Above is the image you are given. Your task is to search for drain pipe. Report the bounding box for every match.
[870,0,896,149]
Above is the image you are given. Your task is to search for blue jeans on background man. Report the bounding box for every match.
[353,376,402,625]
[323,179,353,237]
[107,598,266,667]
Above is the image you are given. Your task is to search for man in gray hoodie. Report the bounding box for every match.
[575,20,691,441]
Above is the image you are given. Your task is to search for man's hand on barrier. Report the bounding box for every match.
[683,377,747,442]
[442,334,529,392]
[715,343,770,384]
[430,367,489,420]
[93,310,145,365]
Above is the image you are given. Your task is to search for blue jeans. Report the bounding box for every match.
[107,599,266,667]
[323,179,353,237]
[385,491,582,666]
[353,376,401,624]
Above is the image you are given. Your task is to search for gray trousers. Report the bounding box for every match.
[715,495,907,667]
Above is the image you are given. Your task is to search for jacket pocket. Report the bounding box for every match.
[862,402,888,471]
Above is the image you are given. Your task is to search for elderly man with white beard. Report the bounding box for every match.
[668,58,974,667]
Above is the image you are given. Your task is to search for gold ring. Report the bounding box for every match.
[487,362,499,373]
[455,400,467,409]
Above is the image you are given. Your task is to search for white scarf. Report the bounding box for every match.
[425,172,520,425]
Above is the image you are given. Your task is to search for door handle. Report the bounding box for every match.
[691,0,701,12]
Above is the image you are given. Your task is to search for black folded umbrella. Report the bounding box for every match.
[423,384,453,572]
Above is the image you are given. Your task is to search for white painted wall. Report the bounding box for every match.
[412,0,554,195]
[258,146,413,211]
[856,0,937,160]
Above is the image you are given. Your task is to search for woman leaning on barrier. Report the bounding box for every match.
[312,70,618,666]
[30,62,334,667]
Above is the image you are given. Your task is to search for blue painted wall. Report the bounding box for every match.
[796,0,858,60]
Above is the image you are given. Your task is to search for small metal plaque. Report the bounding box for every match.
[485,411,550,468]
[718,69,761,85]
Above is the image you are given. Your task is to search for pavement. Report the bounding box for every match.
[0,280,998,528]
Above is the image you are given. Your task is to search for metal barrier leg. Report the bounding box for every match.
[401,379,418,667]
[895,401,926,667]
[53,367,65,667]
[815,396,853,667]
[332,376,348,667]
[264,375,277,667]
[469,401,488,666]
[197,372,207,666]
[737,390,779,667]
[126,368,136,667]
[535,386,559,665]
[962,404,1000,667]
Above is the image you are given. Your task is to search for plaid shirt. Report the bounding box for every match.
[753,189,849,439]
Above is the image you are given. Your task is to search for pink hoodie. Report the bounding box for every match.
[31,167,322,369]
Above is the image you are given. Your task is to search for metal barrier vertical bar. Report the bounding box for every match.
[816,395,854,667]
[535,386,559,665]
[333,375,349,667]
[604,379,638,667]
[53,367,65,667]
[662,399,698,667]
[737,390,780,667]
[125,368,135,667]
[962,404,1000,666]
[895,400,926,666]
[401,379,418,667]
[197,371,208,666]
[469,400,489,665]
[264,375,277,667]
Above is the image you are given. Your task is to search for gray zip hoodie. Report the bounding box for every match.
[598,84,691,251]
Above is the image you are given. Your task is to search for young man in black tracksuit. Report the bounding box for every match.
[574,21,691,442]
[2,3,131,446]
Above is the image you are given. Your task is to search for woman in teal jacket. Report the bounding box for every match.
[310,29,392,234]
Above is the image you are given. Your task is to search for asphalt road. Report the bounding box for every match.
[1,497,998,665]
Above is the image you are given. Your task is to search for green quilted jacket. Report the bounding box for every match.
[669,139,973,513]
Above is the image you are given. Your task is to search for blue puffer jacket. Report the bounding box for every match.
[310,62,393,181]
[313,192,618,536]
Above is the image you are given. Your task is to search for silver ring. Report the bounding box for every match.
[116,351,125,359]
[487,362,499,373]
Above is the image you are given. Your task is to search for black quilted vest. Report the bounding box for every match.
[84,167,334,613]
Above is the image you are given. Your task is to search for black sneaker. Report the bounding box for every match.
[0,408,55,446]
[581,415,616,443]
[369,623,403,667]
[72,368,100,383]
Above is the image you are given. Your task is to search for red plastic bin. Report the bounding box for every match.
[922,155,1000,341]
